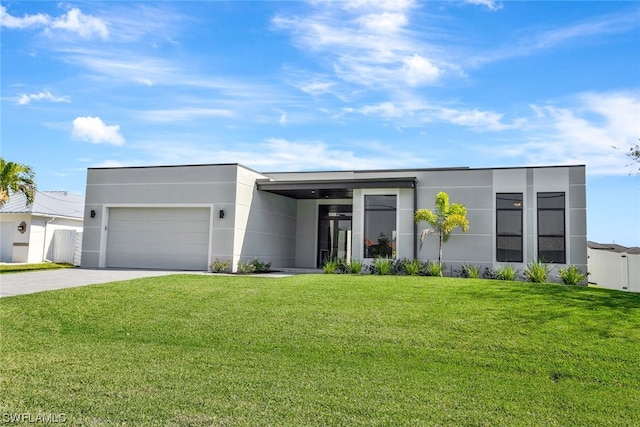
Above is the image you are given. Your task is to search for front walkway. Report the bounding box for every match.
[0,268,199,298]
[0,267,323,298]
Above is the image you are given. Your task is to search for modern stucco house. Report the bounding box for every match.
[0,190,84,264]
[81,163,587,274]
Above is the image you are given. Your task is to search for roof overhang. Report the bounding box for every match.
[257,177,416,199]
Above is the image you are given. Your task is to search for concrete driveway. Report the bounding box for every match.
[0,268,199,298]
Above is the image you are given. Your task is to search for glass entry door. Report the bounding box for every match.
[318,205,352,267]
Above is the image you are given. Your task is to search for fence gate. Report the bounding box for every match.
[52,229,83,266]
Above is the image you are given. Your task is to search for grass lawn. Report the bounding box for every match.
[0,262,74,274]
[1,275,638,426]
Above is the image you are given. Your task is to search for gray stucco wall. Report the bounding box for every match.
[412,168,494,272]
[234,166,297,270]
[82,163,298,271]
[82,164,243,270]
[410,166,587,274]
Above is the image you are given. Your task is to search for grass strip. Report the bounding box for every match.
[0,262,75,274]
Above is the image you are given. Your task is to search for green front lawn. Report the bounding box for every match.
[1,275,638,426]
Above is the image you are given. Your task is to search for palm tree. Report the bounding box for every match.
[414,192,469,272]
[0,158,36,207]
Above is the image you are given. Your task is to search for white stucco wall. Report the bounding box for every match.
[0,214,30,262]
[0,214,82,263]
[30,217,83,263]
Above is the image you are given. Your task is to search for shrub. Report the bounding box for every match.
[458,264,481,279]
[237,258,271,274]
[337,258,350,273]
[237,259,256,274]
[424,260,444,277]
[391,258,406,275]
[252,259,272,273]
[371,257,393,275]
[495,264,518,281]
[210,258,231,273]
[348,259,363,274]
[559,265,588,285]
[323,258,339,274]
[483,267,499,280]
[404,259,422,276]
[523,260,550,283]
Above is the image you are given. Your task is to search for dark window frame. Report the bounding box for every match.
[496,193,523,262]
[364,194,397,259]
[537,192,566,264]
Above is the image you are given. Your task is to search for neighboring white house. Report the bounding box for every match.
[81,163,587,274]
[0,191,84,264]
[588,241,640,293]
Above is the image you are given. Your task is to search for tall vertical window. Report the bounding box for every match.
[364,195,396,258]
[496,193,523,262]
[537,192,565,263]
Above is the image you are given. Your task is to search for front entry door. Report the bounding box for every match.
[318,205,352,267]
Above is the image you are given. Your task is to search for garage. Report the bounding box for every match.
[105,207,210,270]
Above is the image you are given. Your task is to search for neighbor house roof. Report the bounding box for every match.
[588,241,640,255]
[0,191,84,219]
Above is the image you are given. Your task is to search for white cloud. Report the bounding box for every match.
[49,8,108,39]
[109,136,430,172]
[17,90,70,105]
[489,91,640,175]
[357,102,407,119]
[273,0,454,90]
[436,107,519,131]
[136,108,235,123]
[402,54,441,86]
[469,9,638,67]
[352,100,521,131]
[0,6,48,28]
[463,0,503,11]
[311,0,416,13]
[278,110,287,126]
[294,77,338,97]
[231,137,431,170]
[136,78,154,87]
[91,160,130,168]
[72,117,125,146]
[357,12,407,33]
[1,6,108,39]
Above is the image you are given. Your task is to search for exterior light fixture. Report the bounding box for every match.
[17,222,27,233]
[90,209,96,218]
[219,209,225,219]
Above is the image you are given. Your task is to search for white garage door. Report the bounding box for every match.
[106,207,210,270]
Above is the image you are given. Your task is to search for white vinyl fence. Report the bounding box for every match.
[588,248,640,293]
[51,229,83,266]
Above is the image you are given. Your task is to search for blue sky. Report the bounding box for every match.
[1,0,639,246]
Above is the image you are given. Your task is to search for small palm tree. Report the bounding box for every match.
[0,158,36,207]
[414,192,469,272]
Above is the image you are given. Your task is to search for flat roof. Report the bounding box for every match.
[87,162,586,175]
